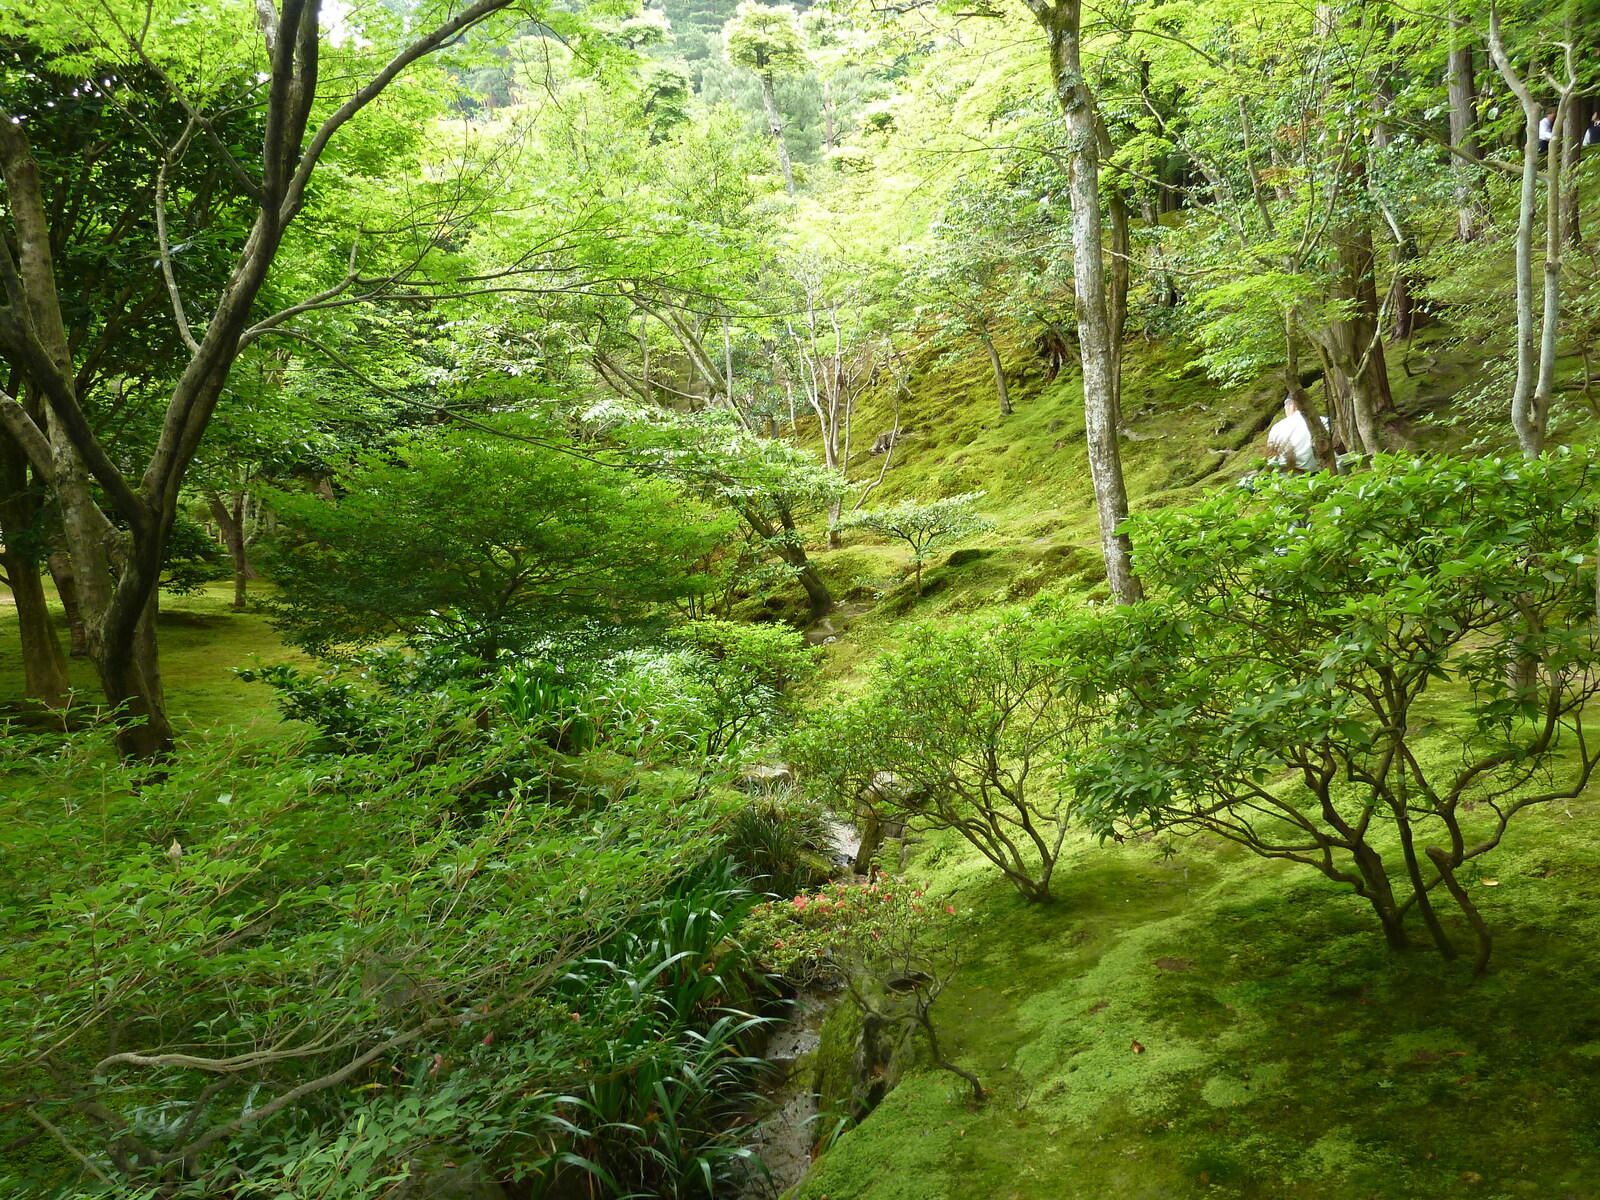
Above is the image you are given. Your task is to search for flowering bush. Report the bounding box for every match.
[741,878,984,1102]
[743,878,958,981]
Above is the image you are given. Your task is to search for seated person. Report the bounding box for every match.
[1265,396,1320,473]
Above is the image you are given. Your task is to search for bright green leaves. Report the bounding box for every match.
[1078,452,1600,961]
[266,429,735,655]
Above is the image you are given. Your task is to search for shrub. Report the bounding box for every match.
[789,604,1113,902]
[1073,453,1600,971]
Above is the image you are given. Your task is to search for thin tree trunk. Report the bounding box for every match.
[1563,100,1583,245]
[1108,187,1131,423]
[0,432,69,703]
[5,557,70,706]
[761,73,796,197]
[1034,0,1141,604]
[1489,13,1564,458]
[207,490,257,611]
[980,333,1012,417]
[1446,15,1485,242]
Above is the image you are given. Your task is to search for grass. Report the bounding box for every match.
[0,582,306,739]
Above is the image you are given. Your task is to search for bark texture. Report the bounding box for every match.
[1029,0,1142,604]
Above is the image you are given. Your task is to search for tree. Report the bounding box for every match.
[838,491,992,595]
[1074,455,1600,972]
[0,0,531,756]
[1488,8,1581,459]
[790,605,1112,903]
[643,416,845,620]
[1020,0,1142,603]
[724,1,809,196]
[267,431,732,656]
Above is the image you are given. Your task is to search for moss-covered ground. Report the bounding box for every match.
[0,582,305,736]
[800,797,1600,1199]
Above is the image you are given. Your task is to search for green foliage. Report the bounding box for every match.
[720,786,837,897]
[265,431,732,656]
[1073,453,1600,967]
[667,619,820,757]
[744,877,981,1100]
[0,710,767,1198]
[724,2,809,78]
[790,604,1113,902]
[838,491,994,593]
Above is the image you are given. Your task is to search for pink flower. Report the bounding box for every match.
[774,938,785,949]
[871,930,881,940]
[792,896,810,912]
[945,906,956,914]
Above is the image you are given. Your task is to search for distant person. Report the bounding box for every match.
[1539,110,1555,154]
[1265,396,1319,473]
[1586,113,1600,148]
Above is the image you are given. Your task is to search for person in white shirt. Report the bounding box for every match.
[1265,396,1319,473]
[1539,111,1555,154]
[1586,113,1600,148]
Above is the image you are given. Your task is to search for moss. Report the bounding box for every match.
[800,784,1600,1199]
[0,581,306,739]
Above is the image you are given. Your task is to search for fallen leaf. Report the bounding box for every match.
[1460,1171,1482,1184]
[1088,1000,1109,1014]
[1480,879,1500,887]
[1131,1039,1145,1054]
[1155,956,1192,972]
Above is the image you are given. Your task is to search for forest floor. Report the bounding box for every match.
[0,582,304,737]
[796,814,1600,1200]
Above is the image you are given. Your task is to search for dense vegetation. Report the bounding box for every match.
[2,0,1599,1196]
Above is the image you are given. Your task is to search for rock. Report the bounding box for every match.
[805,618,838,645]
[870,427,914,454]
[743,763,794,791]
[824,635,838,645]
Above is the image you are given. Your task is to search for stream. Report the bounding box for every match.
[739,815,863,1198]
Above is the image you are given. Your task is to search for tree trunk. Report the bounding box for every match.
[980,333,1012,417]
[47,550,86,656]
[746,504,833,619]
[1488,13,1572,458]
[1108,187,1131,423]
[760,73,796,197]
[1563,99,1584,245]
[1035,0,1142,604]
[0,434,69,704]
[1446,17,1485,242]
[207,490,257,611]
[1318,218,1399,454]
[3,554,70,705]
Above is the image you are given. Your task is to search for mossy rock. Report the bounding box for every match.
[945,547,994,568]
